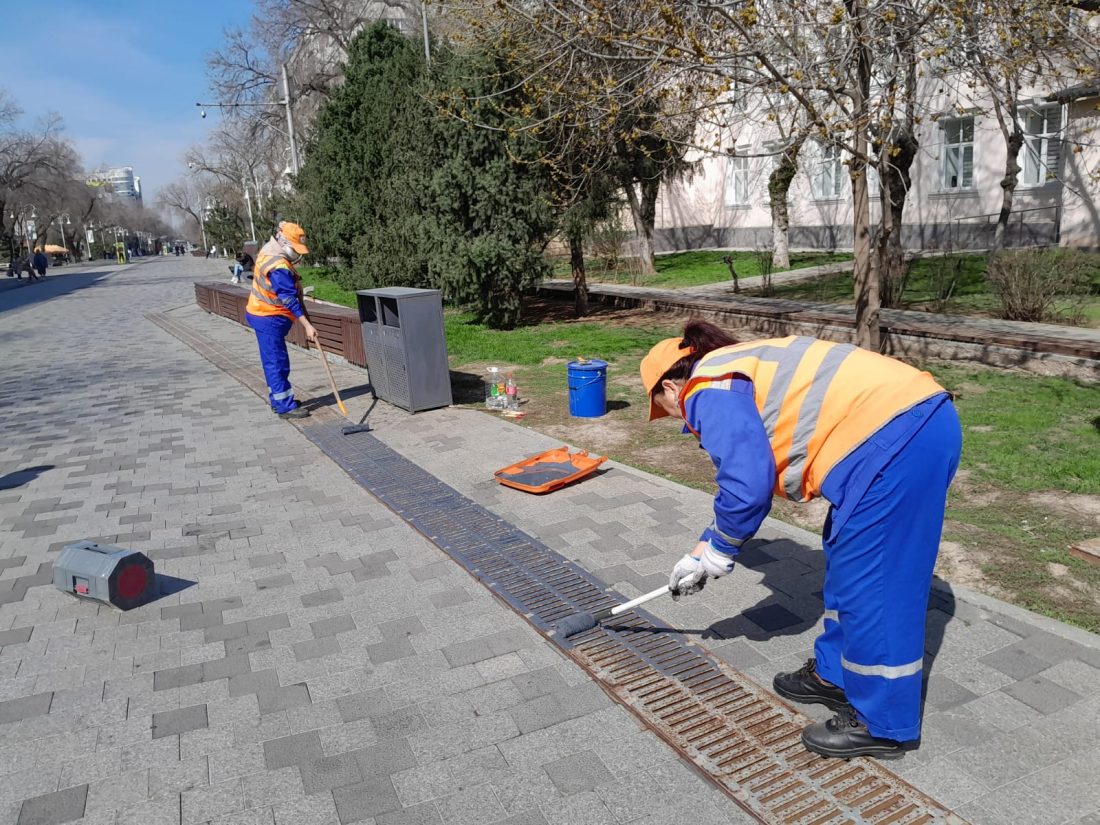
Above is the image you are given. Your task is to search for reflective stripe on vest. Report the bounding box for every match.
[679,336,944,502]
[247,244,300,318]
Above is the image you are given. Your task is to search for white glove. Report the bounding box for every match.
[669,542,735,600]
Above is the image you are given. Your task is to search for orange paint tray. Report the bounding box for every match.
[494,446,608,494]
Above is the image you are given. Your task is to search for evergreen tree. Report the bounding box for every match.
[295,25,428,290]
[295,26,554,328]
[414,48,554,328]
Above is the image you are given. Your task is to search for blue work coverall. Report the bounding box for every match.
[245,266,306,414]
[688,378,961,741]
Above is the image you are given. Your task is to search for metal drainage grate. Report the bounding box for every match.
[304,424,965,825]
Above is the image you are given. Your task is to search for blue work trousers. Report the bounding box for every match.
[246,312,299,414]
[813,400,962,741]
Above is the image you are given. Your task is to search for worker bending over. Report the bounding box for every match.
[641,320,962,759]
[245,221,317,419]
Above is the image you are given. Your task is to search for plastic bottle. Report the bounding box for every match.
[505,372,518,410]
[485,367,503,409]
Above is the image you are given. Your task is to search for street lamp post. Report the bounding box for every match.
[196,62,300,178]
[243,181,257,242]
[9,205,37,258]
[55,213,72,261]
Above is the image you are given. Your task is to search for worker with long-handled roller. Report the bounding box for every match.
[245,222,317,419]
[627,320,961,761]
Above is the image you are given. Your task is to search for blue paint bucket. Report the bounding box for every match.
[567,359,608,418]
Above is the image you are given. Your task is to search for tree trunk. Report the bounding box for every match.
[623,181,658,277]
[848,0,879,351]
[876,129,918,308]
[992,130,1025,253]
[767,140,802,270]
[568,227,589,318]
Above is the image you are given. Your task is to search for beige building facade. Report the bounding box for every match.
[651,82,1100,253]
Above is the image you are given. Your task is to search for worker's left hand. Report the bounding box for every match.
[669,541,735,600]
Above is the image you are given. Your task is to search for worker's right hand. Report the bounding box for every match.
[302,321,318,343]
[669,554,707,600]
[669,542,735,600]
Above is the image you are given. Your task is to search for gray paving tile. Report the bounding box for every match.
[337,688,393,723]
[0,626,34,646]
[980,645,1055,680]
[511,668,569,701]
[264,731,325,770]
[180,778,243,824]
[352,739,418,777]
[257,684,312,714]
[543,750,614,796]
[299,753,364,794]
[508,683,609,734]
[429,590,472,610]
[311,615,356,639]
[923,674,981,711]
[15,784,88,825]
[301,589,343,608]
[295,637,341,661]
[152,704,209,739]
[434,784,507,825]
[333,776,402,822]
[376,802,444,825]
[1002,676,1083,715]
[0,691,54,724]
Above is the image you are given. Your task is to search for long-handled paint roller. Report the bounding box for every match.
[554,584,674,638]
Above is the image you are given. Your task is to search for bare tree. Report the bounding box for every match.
[158,177,211,242]
[936,0,1099,252]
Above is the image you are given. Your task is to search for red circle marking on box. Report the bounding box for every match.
[116,564,148,600]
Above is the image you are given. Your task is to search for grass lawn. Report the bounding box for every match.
[554,250,853,289]
[300,267,1100,631]
[766,254,1100,327]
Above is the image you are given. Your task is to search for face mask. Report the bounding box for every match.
[278,240,301,264]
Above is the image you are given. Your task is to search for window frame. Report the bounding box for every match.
[1019,105,1064,188]
[941,116,976,192]
[725,152,751,207]
[811,142,845,201]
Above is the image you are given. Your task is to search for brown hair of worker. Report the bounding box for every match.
[651,320,739,389]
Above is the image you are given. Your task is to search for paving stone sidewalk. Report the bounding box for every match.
[0,259,752,825]
[173,273,1100,825]
[5,257,1100,825]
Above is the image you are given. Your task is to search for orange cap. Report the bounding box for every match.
[278,221,309,254]
[640,337,693,421]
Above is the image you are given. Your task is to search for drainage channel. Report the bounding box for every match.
[303,422,965,825]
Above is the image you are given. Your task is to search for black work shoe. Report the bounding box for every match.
[277,407,310,419]
[773,658,850,711]
[801,706,905,760]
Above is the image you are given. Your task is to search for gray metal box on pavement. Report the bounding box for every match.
[53,540,156,610]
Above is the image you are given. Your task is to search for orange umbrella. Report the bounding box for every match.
[43,244,69,254]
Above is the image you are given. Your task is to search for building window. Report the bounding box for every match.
[725,155,750,206]
[811,143,844,200]
[1021,106,1062,186]
[942,117,975,190]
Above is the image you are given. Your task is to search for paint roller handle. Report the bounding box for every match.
[593,585,672,622]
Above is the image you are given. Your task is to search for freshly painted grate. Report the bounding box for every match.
[303,424,965,825]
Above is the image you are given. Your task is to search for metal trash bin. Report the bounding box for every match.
[53,541,156,610]
[356,287,452,412]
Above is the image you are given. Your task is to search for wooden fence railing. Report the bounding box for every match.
[194,282,368,367]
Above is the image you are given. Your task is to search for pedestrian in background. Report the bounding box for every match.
[32,249,48,279]
[640,320,962,760]
[244,222,316,419]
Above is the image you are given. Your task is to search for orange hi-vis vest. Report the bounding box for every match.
[246,239,302,320]
[679,336,945,503]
